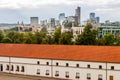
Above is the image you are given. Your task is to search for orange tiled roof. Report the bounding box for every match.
[0,44,120,63]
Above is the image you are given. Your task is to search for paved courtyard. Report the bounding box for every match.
[0,73,64,80]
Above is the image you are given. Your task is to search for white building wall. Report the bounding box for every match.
[0,56,120,80]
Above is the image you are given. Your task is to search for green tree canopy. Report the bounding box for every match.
[52,27,61,44]
[59,32,73,45]
[0,30,4,42]
[76,23,98,45]
[102,34,115,45]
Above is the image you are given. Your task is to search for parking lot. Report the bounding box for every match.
[0,73,63,80]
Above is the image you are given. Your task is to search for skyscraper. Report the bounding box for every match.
[49,18,55,28]
[59,13,65,25]
[30,17,39,27]
[90,13,95,19]
[75,6,81,25]
[96,17,100,23]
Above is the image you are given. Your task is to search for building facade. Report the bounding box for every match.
[98,26,120,38]
[30,17,39,27]
[0,44,120,80]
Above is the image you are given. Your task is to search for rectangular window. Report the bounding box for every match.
[87,64,90,68]
[66,63,69,67]
[56,63,59,66]
[11,65,14,71]
[16,66,19,72]
[46,62,49,65]
[99,65,102,69]
[65,71,69,78]
[46,70,49,75]
[111,66,114,70]
[36,69,40,74]
[98,74,103,80]
[6,65,9,70]
[76,72,80,79]
[55,71,59,76]
[87,73,91,80]
[21,66,25,72]
[76,64,79,67]
[37,61,40,65]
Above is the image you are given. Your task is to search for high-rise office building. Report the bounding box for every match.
[96,17,100,23]
[30,17,39,27]
[59,13,65,25]
[90,13,95,19]
[75,6,81,25]
[49,18,55,28]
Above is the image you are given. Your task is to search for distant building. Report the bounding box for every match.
[30,17,39,27]
[98,26,120,38]
[48,18,55,28]
[96,17,100,23]
[72,26,84,40]
[59,13,65,25]
[40,20,47,27]
[75,6,81,25]
[90,13,95,19]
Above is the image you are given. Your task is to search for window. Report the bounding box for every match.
[66,63,69,67]
[111,66,114,70]
[99,65,102,69]
[16,66,19,72]
[87,64,90,68]
[87,73,91,80]
[36,69,40,74]
[56,63,59,66]
[76,64,79,67]
[65,71,69,78]
[76,72,80,79]
[6,65,9,70]
[11,65,14,71]
[37,61,40,65]
[98,74,103,80]
[46,70,49,75]
[21,66,25,72]
[55,71,59,76]
[46,62,49,65]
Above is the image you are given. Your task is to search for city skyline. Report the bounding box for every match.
[0,0,119,23]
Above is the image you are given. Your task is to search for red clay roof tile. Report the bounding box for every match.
[0,44,120,63]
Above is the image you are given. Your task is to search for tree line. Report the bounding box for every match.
[0,23,120,46]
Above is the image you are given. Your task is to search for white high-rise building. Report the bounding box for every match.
[30,17,39,27]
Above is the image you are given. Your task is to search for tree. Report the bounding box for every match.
[46,35,53,44]
[34,31,46,44]
[76,23,98,45]
[102,34,115,45]
[41,27,47,33]
[116,35,120,45]
[0,30,4,42]
[59,32,73,45]
[23,32,36,44]
[2,37,12,43]
[5,31,24,43]
[52,27,61,44]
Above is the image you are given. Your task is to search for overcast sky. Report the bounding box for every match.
[0,0,119,23]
